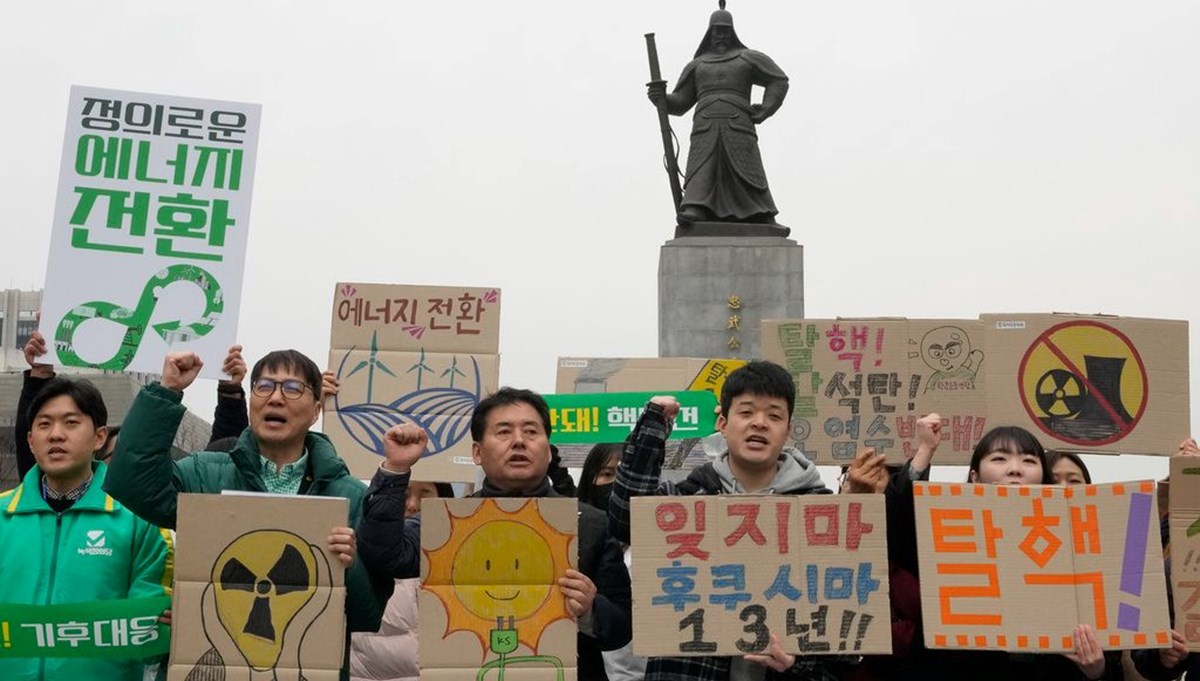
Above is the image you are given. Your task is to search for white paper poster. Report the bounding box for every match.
[40,85,260,377]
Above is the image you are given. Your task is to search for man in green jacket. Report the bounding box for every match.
[0,376,173,681]
[104,348,387,679]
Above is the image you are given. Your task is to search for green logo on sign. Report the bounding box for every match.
[55,264,224,371]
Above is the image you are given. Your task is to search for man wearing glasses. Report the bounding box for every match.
[103,349,388,680]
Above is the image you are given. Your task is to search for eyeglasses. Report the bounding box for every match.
[251,378,313,400]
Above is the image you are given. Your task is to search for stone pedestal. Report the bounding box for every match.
[658,236,804,360]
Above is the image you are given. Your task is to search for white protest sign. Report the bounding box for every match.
[40,85,260,377]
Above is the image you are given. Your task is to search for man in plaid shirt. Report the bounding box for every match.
[609,360,871,681]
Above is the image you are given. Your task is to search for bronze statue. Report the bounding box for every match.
[647,2,789,236]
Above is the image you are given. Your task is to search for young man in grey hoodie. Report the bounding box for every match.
[608,360,855,681]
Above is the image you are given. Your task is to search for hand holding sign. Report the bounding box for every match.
[1179,438,1199,457]
[846,447,887,494]
[328,526,357,568]
[1159,629,1189,669]
[558,568,597,618]
[321,370,340,405]
[24,326,54,379]
[162,352,204,393]
[1064,624,1106,679]
[382,423,429,474]
[220,344,246,385]
[743,634,796,672]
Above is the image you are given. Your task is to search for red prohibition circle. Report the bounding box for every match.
[1016,320,1148,446]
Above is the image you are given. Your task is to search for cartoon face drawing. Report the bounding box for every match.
[452,520,554,621]
[921,326,971,373]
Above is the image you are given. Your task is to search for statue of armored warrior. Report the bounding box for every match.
[647,1,789,230]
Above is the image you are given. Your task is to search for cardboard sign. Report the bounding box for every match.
[553,357,746,468]
[981,314,1188,458]
[762,319,989,465]
[914,481,1170,652]
[763,314,1189,464]
[325,283,501,482]
[419,498,578,681]
[544,391,719,444]
[630,495,891,657]
[40,85,260,378]
[170,493,348,681]
[1169,457,1200,650]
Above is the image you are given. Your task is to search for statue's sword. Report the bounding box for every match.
[645,33,685,213]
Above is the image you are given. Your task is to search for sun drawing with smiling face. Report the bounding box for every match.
[423,499,574,656]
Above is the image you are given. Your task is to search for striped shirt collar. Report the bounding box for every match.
[259,449,309,495]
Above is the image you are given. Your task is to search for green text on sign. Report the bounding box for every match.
[544,391,719,444]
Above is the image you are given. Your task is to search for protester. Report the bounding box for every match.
[103,349,389,681]
[1129,439,1198,680]
[840,450,918,681]
[578,442,622,512]
[608,360,855,681]
[0,376,172,680]
[350,479,454,681]
[884,416,1122,680]
[356,387,633,681]
[1048,450,1093,485]
[577,443,646,681]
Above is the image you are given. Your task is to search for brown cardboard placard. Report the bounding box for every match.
[981,314,1188,457]
[1169,457,1200,651]
[914,481,1170,652]
[326,283,501,482]
[169,493,349,681]
[763,314,1189,464]
[762,319,989,465]
[419,498,578,680]
[553,357,746,468]
[630,495,891,656]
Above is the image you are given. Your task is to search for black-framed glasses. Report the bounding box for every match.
[251,378,312,400]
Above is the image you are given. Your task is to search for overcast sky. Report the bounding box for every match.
[4,0,1197,483]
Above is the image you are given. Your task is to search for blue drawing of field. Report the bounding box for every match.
[332,338,483,459]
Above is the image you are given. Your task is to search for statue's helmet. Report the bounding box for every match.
[709,8,734,28]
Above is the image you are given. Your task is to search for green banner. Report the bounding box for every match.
[545,391,719,444]
[0,596,170,659]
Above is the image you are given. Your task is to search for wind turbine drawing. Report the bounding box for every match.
[407,349,434,391]
[346,331,396,403]
[440,356,467,389]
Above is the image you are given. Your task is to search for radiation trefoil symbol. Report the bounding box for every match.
[189,530,332,679]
